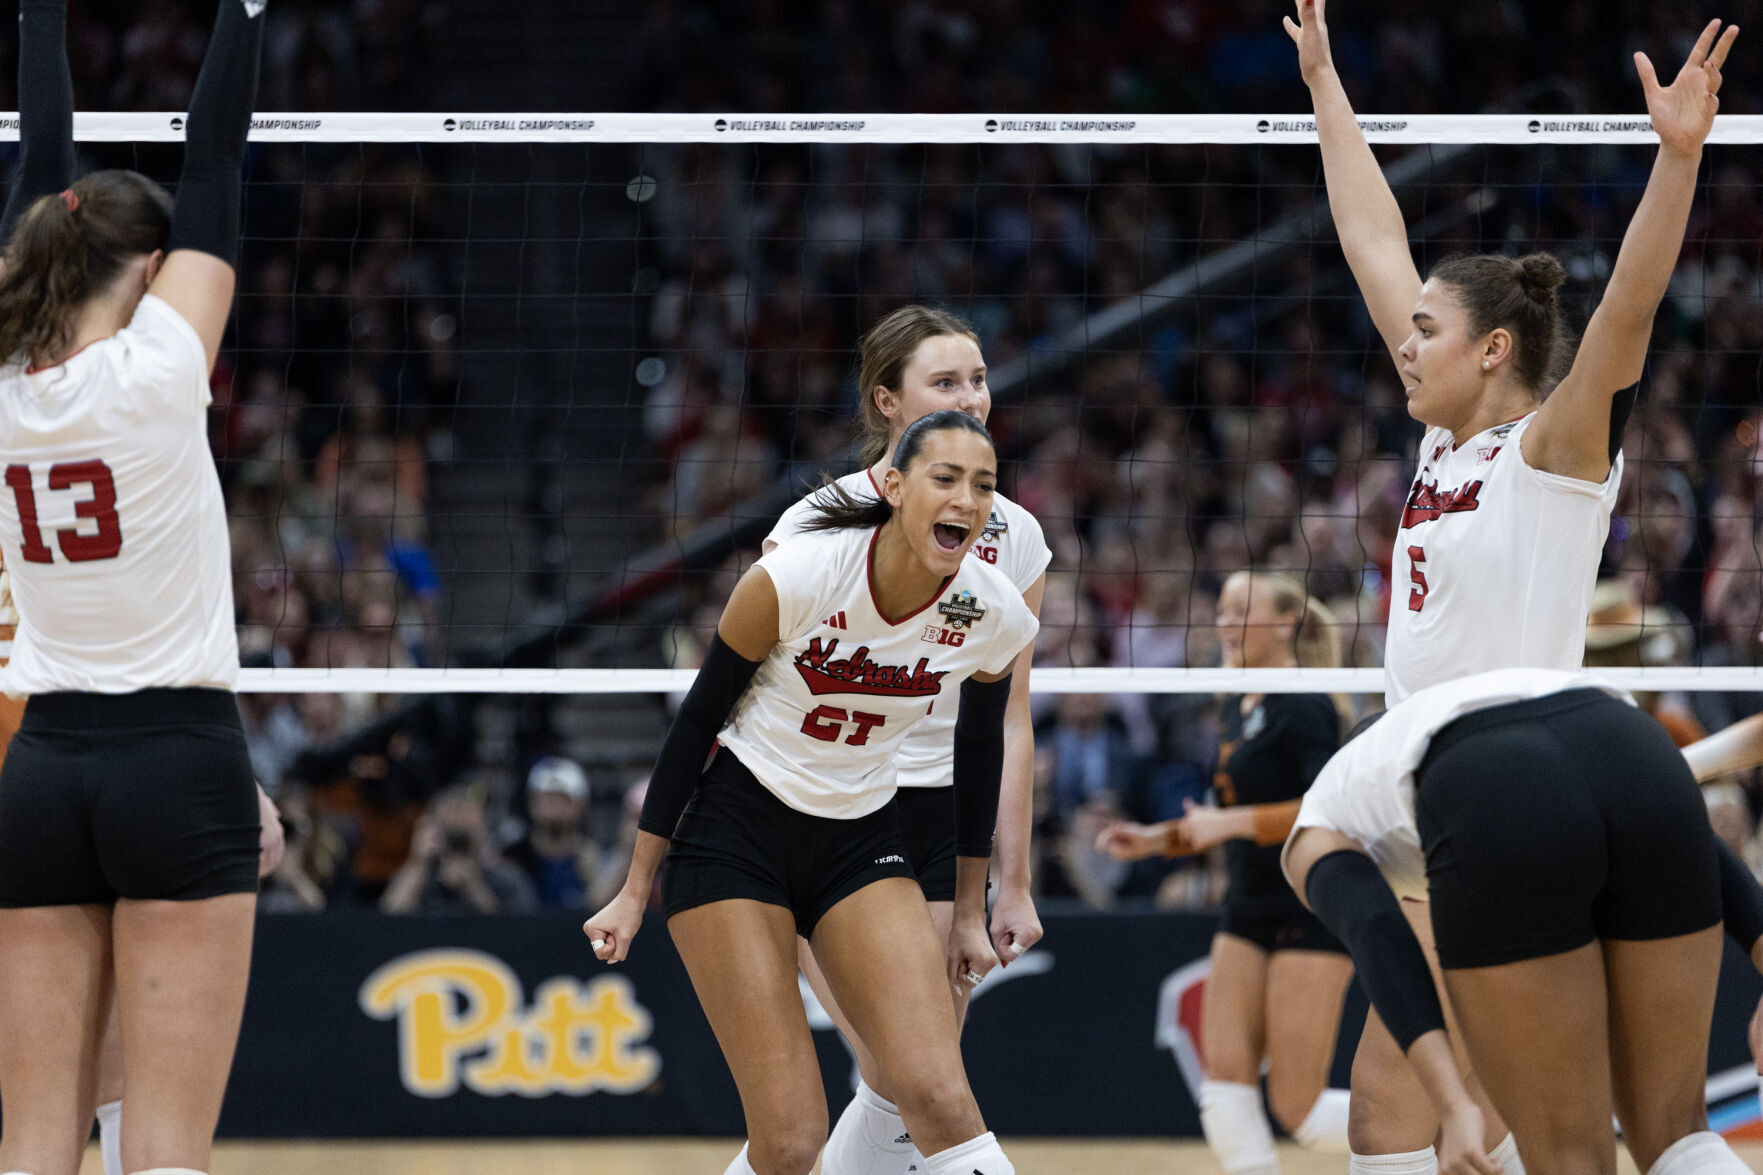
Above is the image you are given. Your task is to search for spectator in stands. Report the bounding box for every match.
[1583,580,1705,746]
[381,786,538,915]
[507,757,596,909]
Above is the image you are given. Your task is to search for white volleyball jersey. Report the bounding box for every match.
[720,524,1040,819]
[0,295,238,693]
[1286,668,1632,900]
[1384,414,1621,705]
[768,470,1050,788]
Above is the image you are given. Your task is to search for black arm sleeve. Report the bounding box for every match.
[636,634,762,840]
[952,674,1012,858]
[1608,384,1638,465]
[0,0,76,241]
[165,0,264,266]
[1306,849,1447,1051]
[1718,836,1763,957]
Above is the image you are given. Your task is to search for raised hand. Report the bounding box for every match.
[1282,0,1336,84]
[1637,19,1739,156]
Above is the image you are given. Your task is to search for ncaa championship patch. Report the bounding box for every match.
[938,589,987,630]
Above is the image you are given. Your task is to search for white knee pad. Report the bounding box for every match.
[823,1080,921,1175]
[96,1100,124,1175]
[722,1144,759,1175]
[130,1170,208,1175]
[1647,1131,1752,1175]
[1199,1080,1280,1175]
[920,1132,1013,1175]
[1488,1133,1524,1175]
[1293,1088,1351,1153]
[1348,1147,1438,1175]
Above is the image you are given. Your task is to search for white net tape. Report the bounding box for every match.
[18,111,1763,145]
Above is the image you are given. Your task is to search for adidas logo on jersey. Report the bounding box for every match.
[824,611,848,629]
[894,1132,913,1145]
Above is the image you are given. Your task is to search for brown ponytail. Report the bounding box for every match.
[0,169,172,368]
[855,304,981,467]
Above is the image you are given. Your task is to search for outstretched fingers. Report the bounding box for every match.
[1635,51,1660,94]
[1710,23,1740,73]
[1687,18,1724,72]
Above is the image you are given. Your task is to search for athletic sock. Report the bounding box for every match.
[1348,1147,1438,1175]
[721,1144,758,1175]
[96,1099,123,1175]
[823,1080,922,1175]
[1488,1132,1524,1175]
[1293,1088,1351,1153]
[1646,1131,1753,1175]
[130,1169,207,1175]
[920,1131,1014,1175]
[1198,1080,1280,1175]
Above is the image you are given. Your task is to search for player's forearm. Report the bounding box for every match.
[1593,146,1700,356]
[618,831,669,901]
[992,702,1037,892]
[1684,713,1763,782]
[1307,67,1409,276]
[1405,1029,1480,1126]
[953,854,990,922]
[2,0,77,239]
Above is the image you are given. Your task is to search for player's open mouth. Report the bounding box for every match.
[933,522,969,552]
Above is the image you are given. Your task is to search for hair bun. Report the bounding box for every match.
[1515,252,1566,304]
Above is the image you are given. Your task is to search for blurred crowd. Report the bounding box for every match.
[13,1,1761,914]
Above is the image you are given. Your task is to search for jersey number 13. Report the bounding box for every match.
[5,461,123,563]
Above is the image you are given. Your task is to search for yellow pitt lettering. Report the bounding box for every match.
[527,975,660,1093]
[360,949,663,1098]
[359,949,518,1098]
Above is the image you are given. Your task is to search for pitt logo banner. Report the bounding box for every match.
[359,949,660,1098]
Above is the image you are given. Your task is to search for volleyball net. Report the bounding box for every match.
[15,113,1763,723]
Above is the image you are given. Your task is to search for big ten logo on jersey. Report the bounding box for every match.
[921,624,965,647]
[359,949,659,1099]
[968,508,1008,564]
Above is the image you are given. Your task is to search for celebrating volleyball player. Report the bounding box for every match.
[0,1,265,1172]
[1098,571,1353,1172]
[1288,1,1736,1170]
[1283,669,1749,1175]
[762,305,1049,1175]
[586,410,1037,1175]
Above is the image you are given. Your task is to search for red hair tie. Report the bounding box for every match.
[59,189,78,212]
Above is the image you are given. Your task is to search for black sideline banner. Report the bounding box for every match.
[220,911,1763,1137]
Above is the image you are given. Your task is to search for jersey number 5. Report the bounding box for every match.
[800,705,887,746]
[1407,545,1429,612]
[5,461,124,563]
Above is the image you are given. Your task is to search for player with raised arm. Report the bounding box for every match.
[1287,1,1736,1171]
[0,2,266,1173]
[586,411,1037,1175]
[763,305,1050,1175]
